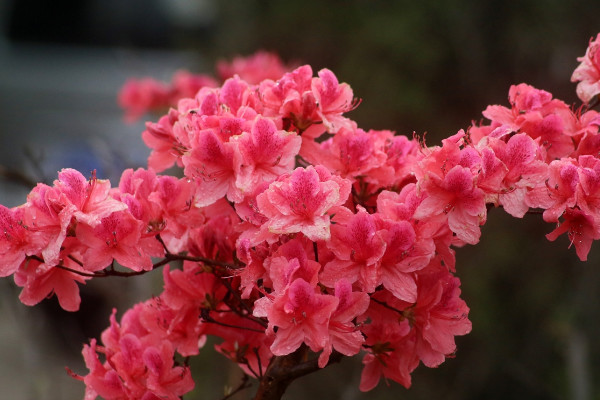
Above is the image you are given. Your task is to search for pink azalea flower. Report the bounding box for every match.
[116,169,204,254]
[219,76,252,114]
[359,302,417,390]
[381,132,421,187]
[137,297,206,358]
[148,175,204,251]
[266,237,321,293]
[236,239,271,299]
[232,116,302,194]
[183,128,238,206]
[170,70,217,100]
[360,339,417,391]
[186,200,239,262]
[158,263,230,354]
[118,77,171,122]
[543,158,579,223]
[375,187,439,281]
[301,126,392,184]
[253,278,338,356]
[414,164,486,245]
[23,183,69,264]
[414,130,464,182]
[476,84,577,160]
[80,339,128,400]
[81,305,196,400]
[256,165,351,241]
[572,33,600,104]
[116,168,161,226]
[141,110,185,172]
[259,65,316,128]
[142,341,195,399]
[77,210,155,272]
[311,68,357,132]
[217,50,292,84]
[576,155,600,218]
[546,207,600,261]
[376,219,425,302]
[53,168,127,228]
[481,133,549,217]
[321,207,386,293]
[0,205,45,277]
[571,109,600,157]
[14,251,88,311]
[410,261,472,367]
[318,279,370,368]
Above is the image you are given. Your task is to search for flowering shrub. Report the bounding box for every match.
[2,37,600,399]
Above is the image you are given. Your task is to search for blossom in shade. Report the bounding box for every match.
[359,305,416,391]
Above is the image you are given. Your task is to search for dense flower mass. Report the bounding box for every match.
[3,35,600,399]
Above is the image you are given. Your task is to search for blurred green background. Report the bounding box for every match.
[1,0,600,399]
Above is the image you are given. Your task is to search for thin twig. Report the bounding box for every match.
[370,297,406,316]
[201,313,266,333]
[220,374,252,400]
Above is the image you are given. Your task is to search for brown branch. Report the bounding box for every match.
[53,263,101,278]
[252,347,343,400]
[216,272,267,329]
[370,296,406,316]
[28,245,245,280]
[200,312,266,333]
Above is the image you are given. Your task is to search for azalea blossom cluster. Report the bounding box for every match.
[118,51,294,122]
[1,35,600,399]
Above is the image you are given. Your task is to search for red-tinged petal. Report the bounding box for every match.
[256,166,350,241]
[382,268,417,303]
[0,205,44,276]
[219,76,249,113]
[447,207,482,245]
[499,188,529,218]
[333,279,370,322]
[416,339,447,368]
[320,258,360,289]
[481,105,514,125]
[359,353,384,392]
[546,208,600,261]
[233,116,301,193]
[16,259,87,311]
[184,129,238,206]
[270,325,305,356]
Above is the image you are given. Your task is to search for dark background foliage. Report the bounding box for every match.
[1,1,599,398]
